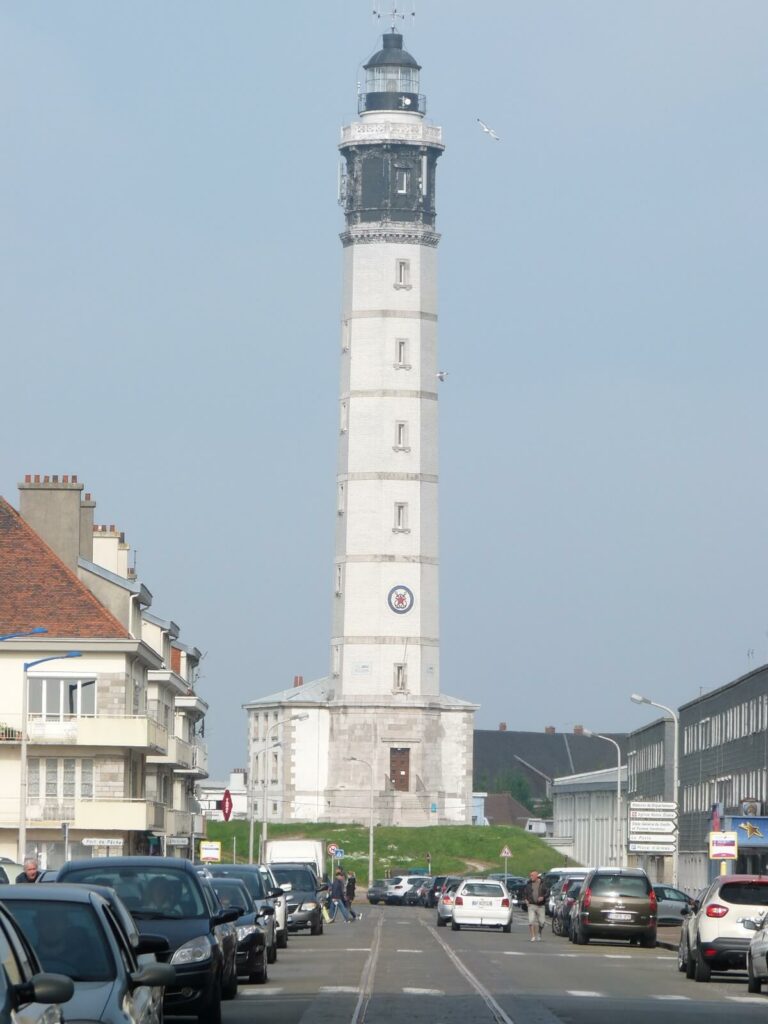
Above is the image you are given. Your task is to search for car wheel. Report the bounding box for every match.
[502,921,512,933]
[267,941,277,964]
[277,928,288,949]
[575,923,589,945]
[222,963,238,1001]
[198,984,222,1024]
[677,938,687,973]
[694,946,712,982]
[685,940,696,979]
[640,934,656,949]
[311,914,323,936]
[748,954,762,994]
[249,945,269,985]
[552,916,561,936]
[437,915,446,927]
[451,920,460,931]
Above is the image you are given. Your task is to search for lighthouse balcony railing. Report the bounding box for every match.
[342,118,441,147]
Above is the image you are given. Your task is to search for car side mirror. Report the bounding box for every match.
[280,882,293,893]
[17,973,74,1006]
[258,905,275,917]
[215,908,241,924]
[268,888,284,899]
[692,900,700,913]
[130,963,177,989]
[740,918,759,931]
[136,933,170,955]
[680,906,690,916]
[318,883,329,892]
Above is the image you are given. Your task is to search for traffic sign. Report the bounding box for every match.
[629,809,677,820]
[629,833,678,845]
[167,837,189,847]
[221,789,233,822]
[82,837,123,847]
[628,820,676,834]
[200,840,222,862]
[327,843,338,855]
[629,841,676,853]
[333,848,345,859]
[629,801,677,811]
[500,846,512,858]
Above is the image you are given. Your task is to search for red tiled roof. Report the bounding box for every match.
[0,497,130,639]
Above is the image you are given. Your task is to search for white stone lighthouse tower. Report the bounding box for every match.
[243,29,476,829]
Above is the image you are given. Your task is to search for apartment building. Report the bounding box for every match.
[0,475,207,866]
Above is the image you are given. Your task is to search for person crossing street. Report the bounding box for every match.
[523,870,549,942]
[329,870,352,923]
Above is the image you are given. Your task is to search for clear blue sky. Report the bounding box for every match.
[2,2,767,777]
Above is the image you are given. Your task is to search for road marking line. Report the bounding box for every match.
[345,948,372,952]
[567,991,603,997]
[727,996,767,1004]
[604,955,632,959]
[397,948,423,953]
[239,988,284,996]
[321,986,359,993]
[653,995,690,1001]
[503,951,526,956]
[424,919,517,1024]
[403,987,444,996]
[351,912,385,1024]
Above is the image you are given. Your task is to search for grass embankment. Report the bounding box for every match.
[205,820,571,886]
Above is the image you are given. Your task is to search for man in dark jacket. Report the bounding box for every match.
[523,870,548,942]
[16,857,41,883]
[329,870,351,923]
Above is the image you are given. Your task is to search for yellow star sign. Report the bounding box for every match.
[739,821,764,839]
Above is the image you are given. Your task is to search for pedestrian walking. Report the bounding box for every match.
[329,870,352,923]
[346,871,361,921]
[523,870,549,942]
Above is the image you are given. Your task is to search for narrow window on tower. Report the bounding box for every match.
[395,168,410,194]
[393,502,410,533]
[394,338,410,369]
[340,400,348,433]
[393,421,410,451]
[341,318,351,353]
[421,154,428,197]
[394,259,411,289]
[332,645,341,677]
[393,663,407,692]
[335,563,343,596]
[337,482,345,515]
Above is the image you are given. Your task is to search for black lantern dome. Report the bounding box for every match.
[360,32,426,115]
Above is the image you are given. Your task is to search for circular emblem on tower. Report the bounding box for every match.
[388,585,414,614]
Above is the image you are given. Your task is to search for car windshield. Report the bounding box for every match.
[462,883,505,898]
[209,868,266,900]
[60,866,207,919]
[590,875,649,897]
[8,900,115,982]
[212,881,253,912]
[720,883,768,906]
[271,867,317,892]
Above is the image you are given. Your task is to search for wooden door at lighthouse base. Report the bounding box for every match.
[390,748,410,792]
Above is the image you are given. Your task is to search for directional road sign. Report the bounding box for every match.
[628,809,677,820]
[629,833,678,844]
[629,801,677,811]
[629,841,677,854]
[628,820,677,834]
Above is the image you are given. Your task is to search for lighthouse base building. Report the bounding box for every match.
[244,29,476,828]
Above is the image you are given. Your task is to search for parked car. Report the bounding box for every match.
[367,879,389,904]
[411,878,433,906]
[205,864,281,961]
[269,863,326,935]
[256,863,288,949]
[425,876,447,909]
[55,856,239,1024]
[570,867,656,947]
[0,861,24,885]
[552,879,582,937]
[387,876,428,906]
[546,870,590,915]
[209,878,270,984]
[0,884,174,1024]
[450,878,512,932]
[678,874,768,982]
[436,879,462,927]
[653,885,693,924]
[0,899,74,1024]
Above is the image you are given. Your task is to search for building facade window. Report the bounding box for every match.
[393,502,410,533]
[393,663,407,691]
[29,757,95,801]
[337,482,345,514]
[395,168,410,194]
[340,401,348,433]
[335,563,343,595]
[28,677,96,720]
[394,421,410,451]
[395,338,410,368]
[394,259,411,289]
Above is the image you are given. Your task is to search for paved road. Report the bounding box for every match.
[222,904,768,1024]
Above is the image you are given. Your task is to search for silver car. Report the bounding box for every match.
[436,879,462,927]
[652,885,693,925]
[0,885,174,1023]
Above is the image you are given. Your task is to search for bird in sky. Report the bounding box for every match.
[477,118,500,141]
[436,370,449,382]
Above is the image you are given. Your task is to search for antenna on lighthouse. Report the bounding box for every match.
[372,3,416,32]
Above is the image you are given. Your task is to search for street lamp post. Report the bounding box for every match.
[19,652,82,863]
[583,729,624,867]
[346,755,374,884]
[248,713,308,864]
[0,628,48,642]
[630,693,680,887]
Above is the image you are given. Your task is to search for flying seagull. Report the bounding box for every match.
[436,370,449,382]
[477,118,500,141]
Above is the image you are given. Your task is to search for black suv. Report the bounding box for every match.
[56,856,239,1023]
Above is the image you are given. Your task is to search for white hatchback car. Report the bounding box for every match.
[451,878,512,932]
[679,875,768,981]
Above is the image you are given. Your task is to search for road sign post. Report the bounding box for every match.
[628,800,678,857]
[500,845,512,879]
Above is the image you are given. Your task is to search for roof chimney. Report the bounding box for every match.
[544,726,556,735]
[498,722,507,731]
[573,724,584,735]
[293,675,304,688]
[79,491,96,563]
[18,474,85,569]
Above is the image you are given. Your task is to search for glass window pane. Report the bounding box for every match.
[80,680,95,716]
[66,682,78,717]
[28,758,40,800]
[44,680,61,720]
[45,759,58,798]
[80,759,94,799]
[28,679,43,716]
[63,758,76,798]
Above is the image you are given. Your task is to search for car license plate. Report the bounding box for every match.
[607,912,632,921]
[473,899,492,907]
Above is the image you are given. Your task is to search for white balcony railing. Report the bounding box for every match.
[0,797,166,832]
[339,120,443,147]
[25,715,168,754]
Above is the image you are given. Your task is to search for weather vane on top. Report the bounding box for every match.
[372,3,416,32]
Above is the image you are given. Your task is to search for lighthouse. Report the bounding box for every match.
[244,29,476,829]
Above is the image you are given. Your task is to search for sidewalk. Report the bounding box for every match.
[656,924,681,952]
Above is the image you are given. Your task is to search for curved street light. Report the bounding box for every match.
[582,729,624,867]
[630,692,680,887]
